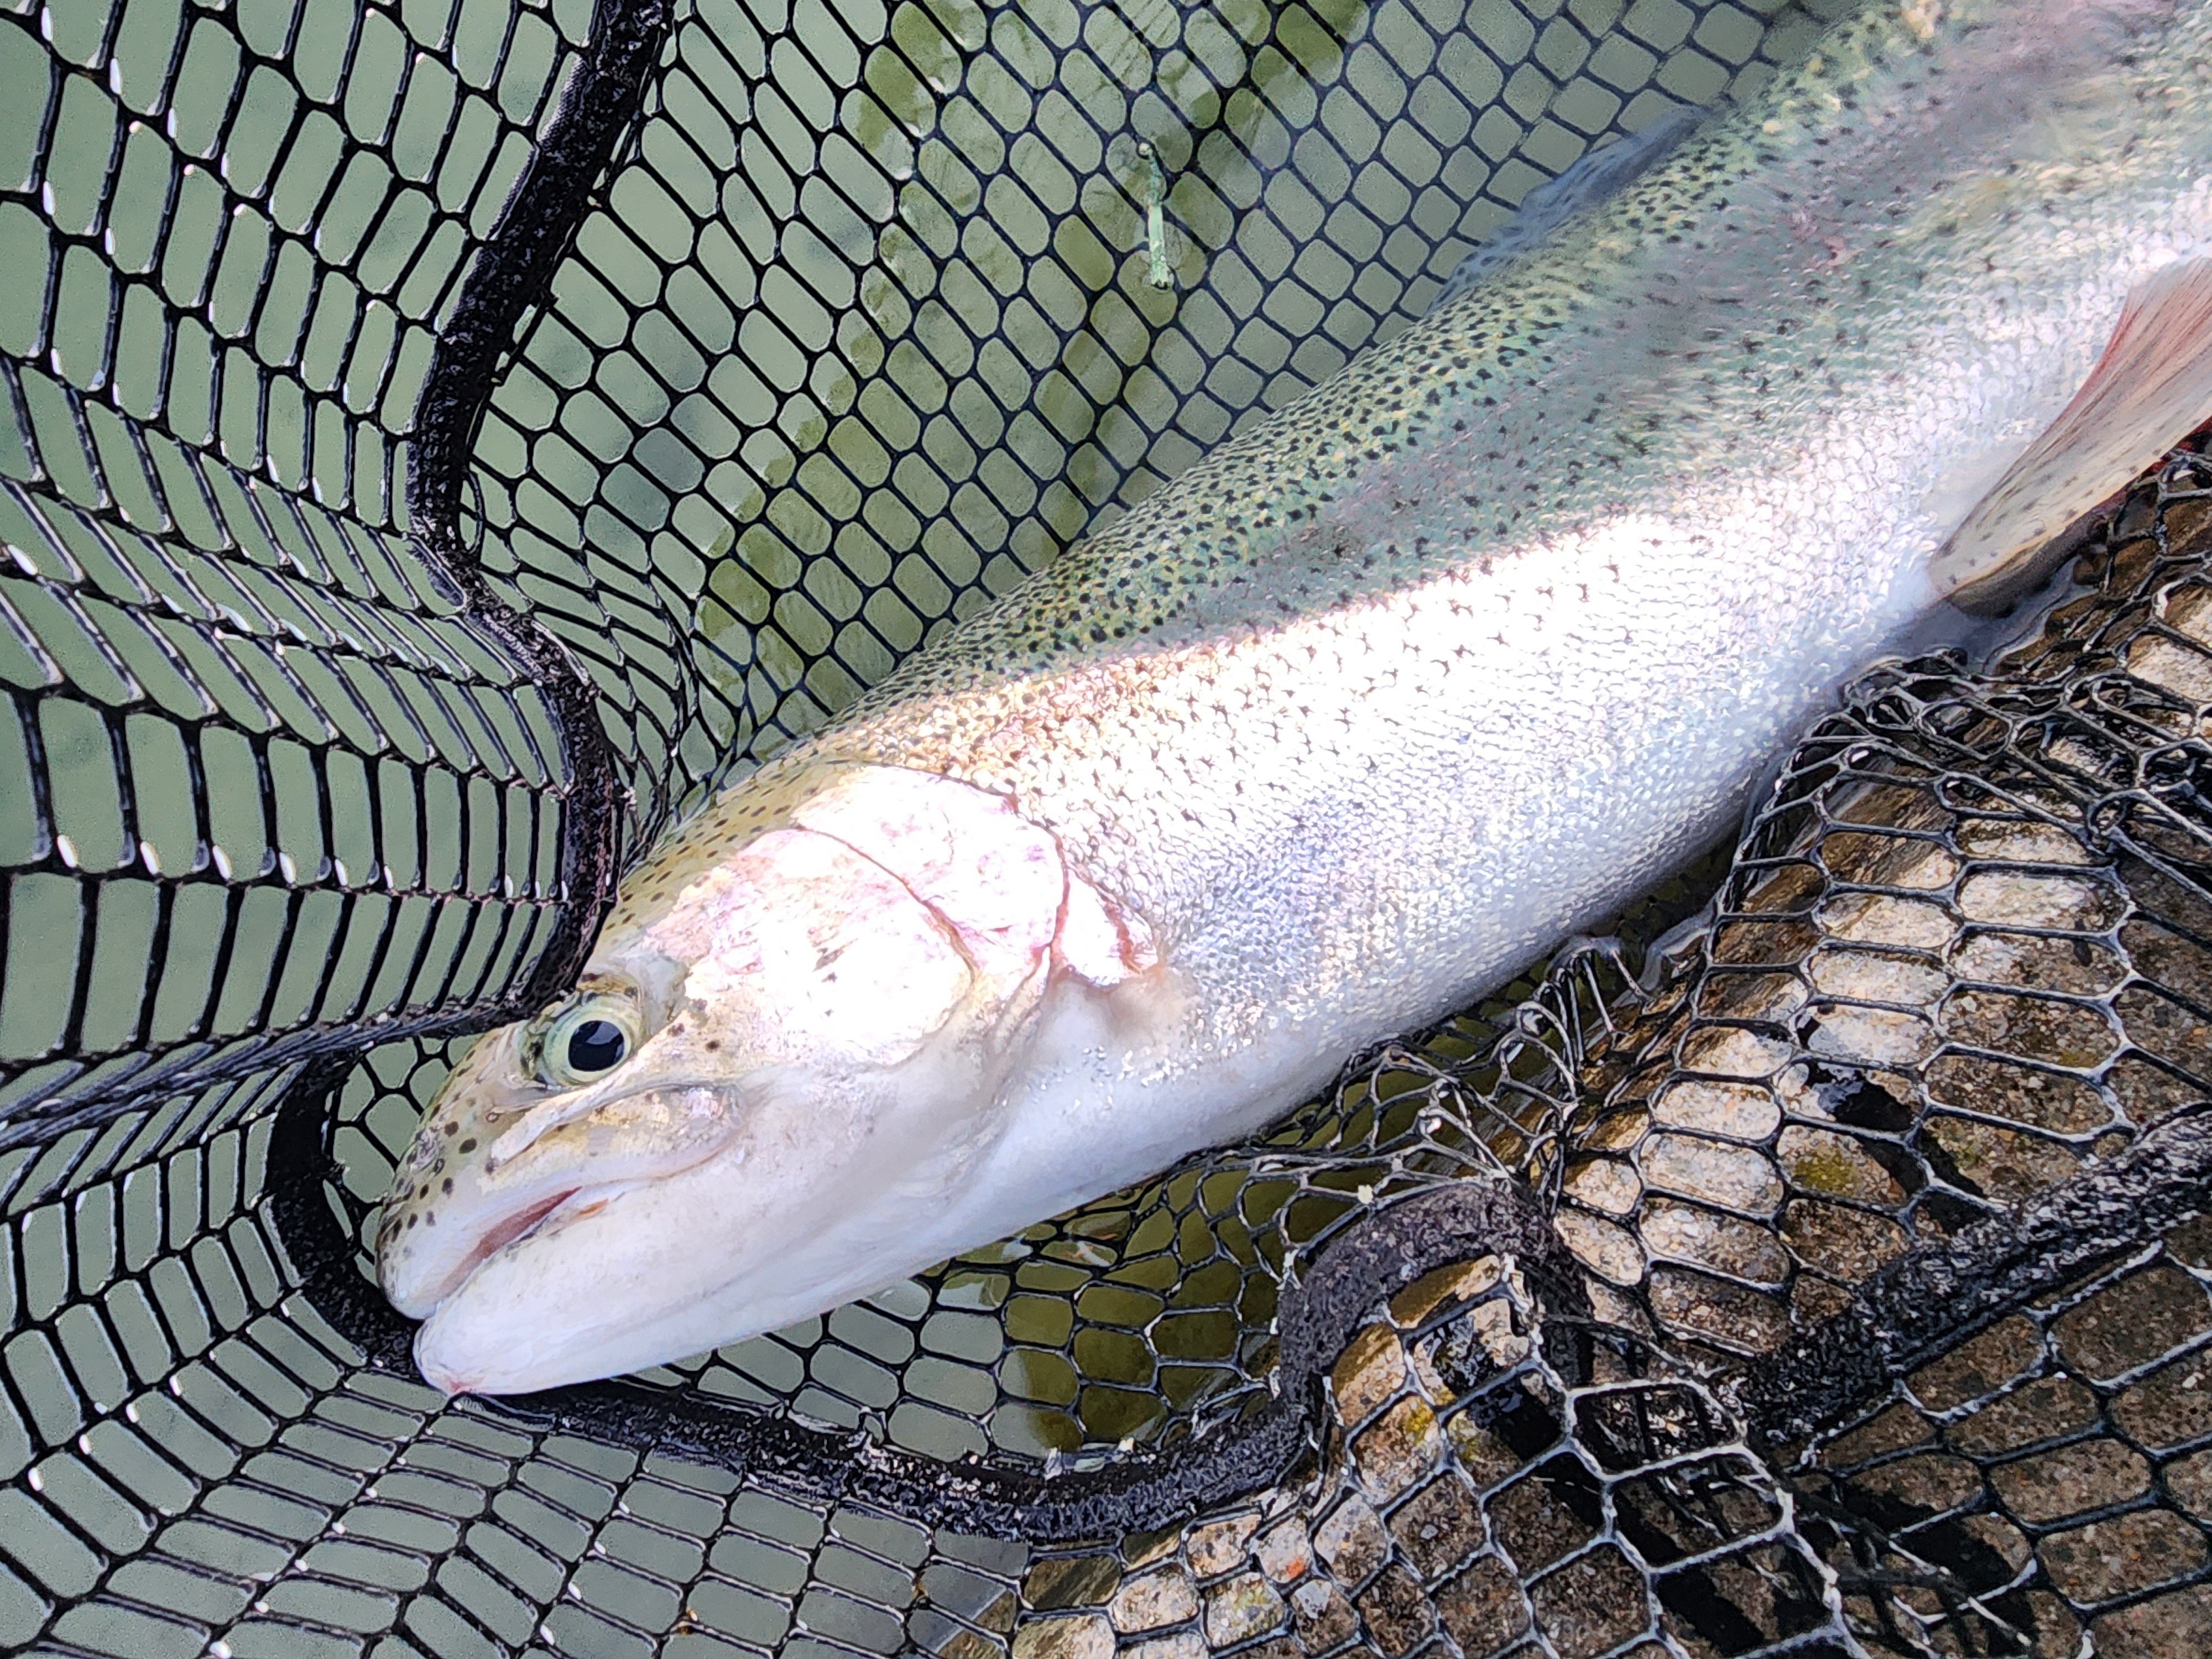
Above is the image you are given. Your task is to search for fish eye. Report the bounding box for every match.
[566,1019,626,1071]
[535,995,642,1088]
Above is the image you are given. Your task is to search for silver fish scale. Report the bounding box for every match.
[782,0,2212,1062]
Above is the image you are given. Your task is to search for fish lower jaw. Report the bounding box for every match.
[410,1216,925,1395]
[384,1176,642,1325]
[413,1326,488,1396]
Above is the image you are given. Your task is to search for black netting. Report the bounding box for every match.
[11,0,2212,1655]
[0,0,628,1146]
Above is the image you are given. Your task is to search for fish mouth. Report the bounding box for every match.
[381,1178,641,1319]
[379,1188,567,1318]
[465,1190,575,1273]
[430,1183,638,1310]
[380,1082,749,1319]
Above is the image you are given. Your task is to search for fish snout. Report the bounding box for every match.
[399,1053,1007,1394]
[375,1082,746,1320]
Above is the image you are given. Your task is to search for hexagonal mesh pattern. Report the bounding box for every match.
[0,0,624,1135]
[507,0,1839,846]
[12,0,2212,1656]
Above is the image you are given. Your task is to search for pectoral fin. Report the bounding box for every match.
[1935,258,2212,613]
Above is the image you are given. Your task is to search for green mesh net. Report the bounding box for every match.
[11,0,2212,1655]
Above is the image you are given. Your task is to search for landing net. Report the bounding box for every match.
[11,0,2211,1655]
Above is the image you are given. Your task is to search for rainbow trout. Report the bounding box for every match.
[382,0,2212,1393]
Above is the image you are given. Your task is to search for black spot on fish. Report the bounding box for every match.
[442,1178,453,1194]
[458,1138,476,1153]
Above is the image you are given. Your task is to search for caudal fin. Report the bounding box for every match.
[1936,258,2212,612]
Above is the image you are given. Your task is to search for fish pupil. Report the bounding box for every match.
[566,1019,627,1074]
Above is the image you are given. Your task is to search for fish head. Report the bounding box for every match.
[375,761,1154,1394]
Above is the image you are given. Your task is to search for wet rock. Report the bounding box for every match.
[1183,1512,1260,1578]
[1311,1495,1389,1583]
[1009,1611,1113,1659]
[1945,1375,2100,1458]
[1651,1079,1782,1138]
[1821,1402,1936,1467]
[1562,1156,1640,1216]
[1107,1568,1197,1634]
[1923,1052,2110,1133]
[1251,1521,1312,1585]
[1638,1198,1790,1286]
[1353,1561,1434,1656]
[2091,1583,2212,1658]
[1922,1114,2083,1204]
[1639,1133,1783,1214]
[1433,1554,1529,1657]
[1486,1458,1599,1572]
[1988,1438,2152,1524]
[1387,1257,1505,1328]
[1907,1316,2047,1411]
[1119,1633,1205,1659]
[1818,892,1957,951]
[1386,1473,1486,1580]
[1329,1322,1405,1424]
[1646,1265,1790,1353]
[1780,1197,1910,1282]
[2160,1447,2212,1521]
[1529,1546,1652,1657]
[1939,988,2117,1067]
[1955,870,2124,932]
[2110,1354,2212,1451]
[1023,1553,1122,1612]
[1200,1571,1286,1646]
[1352,1394,1444,1499]
[2039,1510,2209,1603]
[1679,1026,1798,1079]
[1286,1575,1356,1648]
[2115,984,2212,1085]
[1808,946,1952,1005]
[1840,1451,1984,1522]
[1776,1125,1904,1207]
[1805,1002,1938,1067]
[1554,1209,1645,1286]
[1950,930,2126,995]
[2053,1266,2212,1381]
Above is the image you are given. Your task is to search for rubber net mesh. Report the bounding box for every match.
[7,0,2212,1655]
